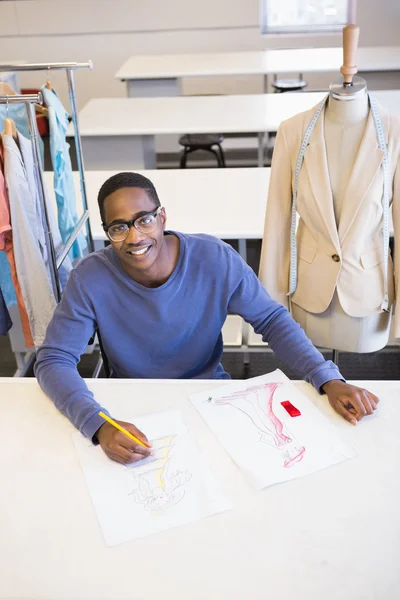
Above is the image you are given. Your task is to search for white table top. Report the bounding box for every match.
[73,90,400,137]
[116,47,400,80]
[1,378,399,600]
[44,166,396,243]
[44,168,271,241]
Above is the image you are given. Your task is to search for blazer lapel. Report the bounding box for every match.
[338,105,387,244]
[303,113,340,251]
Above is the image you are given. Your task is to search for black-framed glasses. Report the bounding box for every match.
[103,207,163,242]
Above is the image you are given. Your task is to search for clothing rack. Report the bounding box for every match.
[0,61,95,256]
[0,62,95,375]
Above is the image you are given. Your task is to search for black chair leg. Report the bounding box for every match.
[180,147,189,168]
[216,144,226,167]
[208,148,222,167]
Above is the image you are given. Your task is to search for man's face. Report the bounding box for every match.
[103,187,166,273]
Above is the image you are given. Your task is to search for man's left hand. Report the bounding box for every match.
[322,380,379,425]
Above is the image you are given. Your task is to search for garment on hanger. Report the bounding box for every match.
[259,98,400,336]
[0,288,12,335]
[42,86,86,260]
[17,133,48,261]
[0,72,20,94]
[18,131,72,290]
[2,133,56,347]
[0,144,34,347]
[0,104,45,164]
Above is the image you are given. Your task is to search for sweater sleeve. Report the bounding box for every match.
[228,268,344,393]
[34,269,108,440]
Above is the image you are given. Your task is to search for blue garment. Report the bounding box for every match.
[0,251,16,307]
[35,232,344,441]
[41,86,86,260]
[0,287,12,335]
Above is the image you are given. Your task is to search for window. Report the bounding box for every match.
[260,0,356,35]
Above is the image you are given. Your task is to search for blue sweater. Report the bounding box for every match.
[35,232,343,440]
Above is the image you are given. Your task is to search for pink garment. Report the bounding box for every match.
[0,141,34,348]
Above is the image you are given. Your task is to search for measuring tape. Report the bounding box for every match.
[370,95,390,311]
[288,93,390,313]
[288,94,328,297]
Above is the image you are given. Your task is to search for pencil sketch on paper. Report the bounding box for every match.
[208,382,305,468]
[73,409,231,545]
[126,434,192,511]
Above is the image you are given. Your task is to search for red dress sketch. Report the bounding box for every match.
[209,382,305,468]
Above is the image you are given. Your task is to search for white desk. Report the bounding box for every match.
[1,378,399,600]
[74,90,400,170]
[116,47,400,97]
[44,168,270,259]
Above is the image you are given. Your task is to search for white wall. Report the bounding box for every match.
[0,0,399,107]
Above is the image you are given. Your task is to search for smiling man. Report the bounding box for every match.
[35,172,379,465]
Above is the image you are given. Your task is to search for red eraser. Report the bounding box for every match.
[281,400,301,417]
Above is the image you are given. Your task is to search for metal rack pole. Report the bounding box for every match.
[0,62,93,72]
[56,212,89,269]
[66,68,94,253]
[0,93,43,104]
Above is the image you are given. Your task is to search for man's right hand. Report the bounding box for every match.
[96,420,151,464]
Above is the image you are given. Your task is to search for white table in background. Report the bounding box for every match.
[1,377,399,600]
[116,47,400,97]
[44,165,396,259]
[44,168,270,260]
[72,90,400,170]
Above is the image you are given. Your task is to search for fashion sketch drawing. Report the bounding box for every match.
[127,435,192,511]
[208,382,305,468]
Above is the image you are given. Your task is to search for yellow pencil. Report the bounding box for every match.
[99,411,151,449]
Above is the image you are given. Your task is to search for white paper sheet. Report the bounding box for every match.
[191,370,356,490]
[73,409,230,546]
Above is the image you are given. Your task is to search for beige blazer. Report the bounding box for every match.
[259,100,400,336]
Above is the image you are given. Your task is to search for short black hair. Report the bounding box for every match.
[98,172,161,224]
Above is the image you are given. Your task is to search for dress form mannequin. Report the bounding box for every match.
[291,85,392,352]
[259,24,398,356]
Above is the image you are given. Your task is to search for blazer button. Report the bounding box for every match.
[332,254,340,262]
